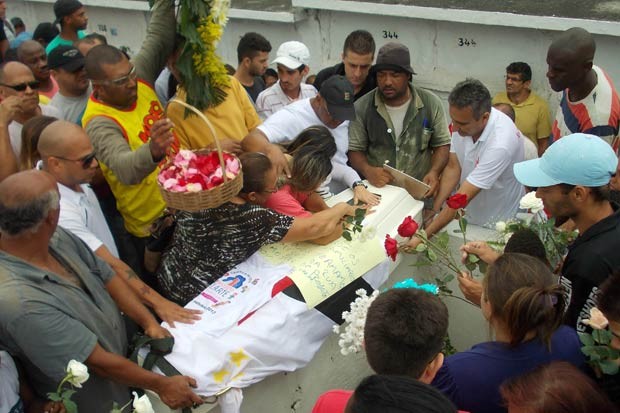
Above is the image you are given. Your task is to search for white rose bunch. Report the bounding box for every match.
[519,191,544,214]
[333,289,380,355]
[132,391,155,413]
[66,360,89,388]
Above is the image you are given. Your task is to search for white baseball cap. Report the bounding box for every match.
[271,41,310,69]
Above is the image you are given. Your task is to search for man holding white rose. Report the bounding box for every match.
[0,171,203,412]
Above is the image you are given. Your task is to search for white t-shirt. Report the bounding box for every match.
[9,104,62,158]
[257,98,360,195]
[255,81,317,120]
[58,183,120,258]
[0,351,21,413]
[450,108,525,227]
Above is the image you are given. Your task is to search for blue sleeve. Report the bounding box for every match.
[431,361,462,407]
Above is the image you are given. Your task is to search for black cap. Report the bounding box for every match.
[319,75,355,121]
[373,42,416,75]
[48,45,85,71]
[54,0,83,23]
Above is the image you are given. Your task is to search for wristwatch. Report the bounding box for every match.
[352,180,367,189]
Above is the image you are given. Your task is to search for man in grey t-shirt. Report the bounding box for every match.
[49,45,91,124]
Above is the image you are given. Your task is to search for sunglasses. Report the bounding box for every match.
[53,152,97,169]
[0,80,41,91]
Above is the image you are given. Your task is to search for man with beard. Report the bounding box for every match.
[546,27,620,152]
[17,40,59,101]
[348,42,450,199]
[47,0,88,54]
[234,32,272,103]
[49,45,91,124]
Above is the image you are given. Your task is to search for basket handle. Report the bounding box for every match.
[166,98,228,183]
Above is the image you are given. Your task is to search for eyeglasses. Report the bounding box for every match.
[92,66,137,87]
[52,152,97,169]
[0,80,40,91]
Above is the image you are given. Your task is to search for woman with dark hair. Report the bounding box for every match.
[345,374,456,413]
[500,362,616,413]
[432,253,585,413]
[263,125,336,218]
[19,115,57,170]
[156,152,364,305]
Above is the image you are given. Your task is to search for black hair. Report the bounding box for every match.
[448,78,492,120]
[237,32,272,63]
[343,30,375,56]
[506,62,532,82]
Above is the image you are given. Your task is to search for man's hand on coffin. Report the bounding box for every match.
[156,375,203,409]
[353,186,381,206]
[154,299,202,328]
[364,166,392,188]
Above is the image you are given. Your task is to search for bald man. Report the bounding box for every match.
[0,62,61,158]
[17,40,59,100]
[0,170,203,413]
[546,27,620,152]
[38,120,200,326]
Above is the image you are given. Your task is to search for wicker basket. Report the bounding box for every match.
[158,99,243,211]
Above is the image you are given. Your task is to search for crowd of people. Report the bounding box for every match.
[0,0,619,412]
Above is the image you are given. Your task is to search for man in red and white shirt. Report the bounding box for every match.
[546,27,620,152]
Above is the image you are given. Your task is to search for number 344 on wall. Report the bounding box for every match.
[457,38,477,46]
[382,31,398,39]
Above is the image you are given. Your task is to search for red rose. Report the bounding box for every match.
[446,193,468,209]
[384,234,399,261]
[397,216,419,238]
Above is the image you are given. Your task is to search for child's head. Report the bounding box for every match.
[504,228,549,267]
[483,253,564,347]
[597,270,620,350]
[500,362,615,413]
[345,374,456,413]
[287,126,337,192]
[239,152,277,204]
[364,289,448,382]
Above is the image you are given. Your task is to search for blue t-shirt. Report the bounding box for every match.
[432,326,585,413]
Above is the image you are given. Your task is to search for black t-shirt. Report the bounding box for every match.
[243,76,266,103]
[560,204,620,330]
[314,62,377,101]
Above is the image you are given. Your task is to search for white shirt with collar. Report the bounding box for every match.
[9,104,62,158]
[255,80,317,120]
[450,108,525,227]
[57,182,119,258]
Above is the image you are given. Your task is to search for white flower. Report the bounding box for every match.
[334,289,380,355]
[66,360,89,388]
[132,391,155,413]
[519,191,544,214]
[495,221,506,232]
[583,307,609,330]
[358,226,377,242]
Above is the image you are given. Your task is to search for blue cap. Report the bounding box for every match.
[513,133,618,187]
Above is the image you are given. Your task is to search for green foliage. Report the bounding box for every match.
[579,330,620,376]
[341,208,366,241]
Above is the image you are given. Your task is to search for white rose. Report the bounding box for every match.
[66,360,89,388]
[519,191,544,214]
[583,307,609,330]
[132,391,155,413]
[495,221,507,232]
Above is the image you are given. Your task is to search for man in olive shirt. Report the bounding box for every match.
[348,42,450,198]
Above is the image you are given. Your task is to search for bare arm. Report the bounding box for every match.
[303,192,329,213]
[0,96,24,180]
[241,128,291,177]
[432,152,462,213]
[424,180,481,239]
[86,344,202,410]
[96,246,201,327]
[537,137,549,157]
[282,202,357,243]
[104,274,169,338]
[348,151,392,188]
[423,144,450,198]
